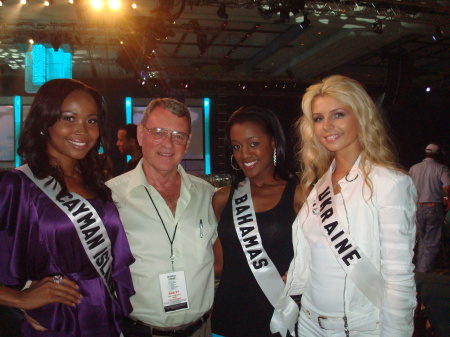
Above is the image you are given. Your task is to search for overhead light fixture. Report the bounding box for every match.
[108,0,120,10]
[299,12,310,29]
[0,0,4,6]
[432,26,443,41]
[372,19,383,34]
[217,3,228,20]
[21,0,27,4]
[90,0,103,10]
[274,7,290,24]
[44,0,54,6]
[258,1,305,22]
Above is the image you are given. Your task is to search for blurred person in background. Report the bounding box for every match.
[410,142,450,273]
[116,124,143,173]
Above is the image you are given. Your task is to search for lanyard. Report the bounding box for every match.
[144,186,178,271]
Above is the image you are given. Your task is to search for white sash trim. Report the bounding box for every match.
[17,165,116,299]
[232,178,299,336]
[314,165,384,309]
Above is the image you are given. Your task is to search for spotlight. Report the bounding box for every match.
[217,3,228,20]
[90,0,103,10]
[108,0,120,10]
[432,26,443,41]
[44,0,54,6]
[0,0,3,6]
[21,0,26,4]
[299,12,310,29]
[372,19,383,34]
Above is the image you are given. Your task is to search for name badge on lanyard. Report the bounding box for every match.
[159,270,189,313]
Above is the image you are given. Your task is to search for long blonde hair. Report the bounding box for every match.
[297,75,401,202]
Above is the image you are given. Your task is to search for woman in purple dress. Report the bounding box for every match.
[0,79,135,336]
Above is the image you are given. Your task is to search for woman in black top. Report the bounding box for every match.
[212,106,302,337]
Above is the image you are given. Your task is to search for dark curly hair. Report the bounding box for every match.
[18,78,112,201]
[225,106,296,190]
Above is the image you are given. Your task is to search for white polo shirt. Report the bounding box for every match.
[106,161,217,327]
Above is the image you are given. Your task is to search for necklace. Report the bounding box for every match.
[333,170,359,190]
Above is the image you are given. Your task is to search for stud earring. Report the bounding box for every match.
[273,148,277,167]
[40,131,45,136]
[230,154,241,171]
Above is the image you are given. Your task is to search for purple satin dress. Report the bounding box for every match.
[0,169,135,337]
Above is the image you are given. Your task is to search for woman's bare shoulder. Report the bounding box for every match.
[213,185,231,206]
[212,185,232,220]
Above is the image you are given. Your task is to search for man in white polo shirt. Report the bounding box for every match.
[107,98,217,337]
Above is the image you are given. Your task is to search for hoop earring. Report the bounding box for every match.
[273,148,277,167]
[230,154,241,171]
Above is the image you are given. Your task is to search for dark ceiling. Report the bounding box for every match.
[0,0,449,93]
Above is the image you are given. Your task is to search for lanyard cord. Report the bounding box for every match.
[144,186,178,271]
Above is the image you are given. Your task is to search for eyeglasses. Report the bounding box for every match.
[142,126,189,145]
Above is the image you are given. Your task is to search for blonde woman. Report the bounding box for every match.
[283,75,417,336]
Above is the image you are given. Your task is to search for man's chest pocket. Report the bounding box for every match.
[192,225,214,265]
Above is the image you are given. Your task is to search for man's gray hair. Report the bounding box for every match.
[141,98,191,133]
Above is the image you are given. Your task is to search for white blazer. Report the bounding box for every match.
[284,162,417,337]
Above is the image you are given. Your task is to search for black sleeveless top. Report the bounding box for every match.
[212,180,297,337]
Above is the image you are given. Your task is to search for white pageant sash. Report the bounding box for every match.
[17,165,116,300]
[314,166,383,309]
[232,178,299,336]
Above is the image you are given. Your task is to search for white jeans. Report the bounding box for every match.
[297,306,379,337]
